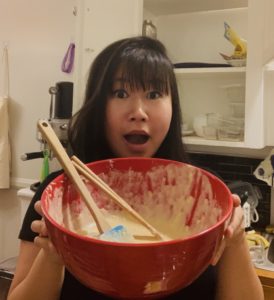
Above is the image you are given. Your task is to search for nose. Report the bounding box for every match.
[128,99,148,122]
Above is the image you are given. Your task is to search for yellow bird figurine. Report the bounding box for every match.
[223,22,247,59]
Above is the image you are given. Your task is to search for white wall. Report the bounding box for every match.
[0,0,77,185]
[0,0,77,261]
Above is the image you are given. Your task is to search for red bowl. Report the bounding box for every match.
[41,157,233,299]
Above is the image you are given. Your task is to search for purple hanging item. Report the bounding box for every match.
[61,43,75,73]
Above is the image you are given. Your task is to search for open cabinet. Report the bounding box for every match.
[143,0,274,149]
[74,0,274,149]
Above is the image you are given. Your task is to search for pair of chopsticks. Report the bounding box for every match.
[37,120,164,240]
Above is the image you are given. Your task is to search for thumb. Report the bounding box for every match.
[34,200,44,217]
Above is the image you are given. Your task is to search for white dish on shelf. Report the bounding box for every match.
[219,53,246,67]
[226,58,246,67]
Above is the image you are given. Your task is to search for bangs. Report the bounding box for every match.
[112,50,172,94]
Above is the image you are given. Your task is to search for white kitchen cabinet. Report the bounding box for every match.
[143,0,274,149]
[264,62,274,147]
[73,0,142,109]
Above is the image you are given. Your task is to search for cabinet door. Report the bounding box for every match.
[245,0,274,148]
[263,285,274,300]
[74,0,143,109]
[260,0,274,146]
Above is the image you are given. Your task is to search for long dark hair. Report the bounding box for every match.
[68,36,189,163]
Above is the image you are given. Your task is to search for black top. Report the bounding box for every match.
[19,171,217,300]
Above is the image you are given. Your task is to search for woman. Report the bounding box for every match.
[8,36,263,300]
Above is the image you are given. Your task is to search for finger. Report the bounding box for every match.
[211,238,226,266]
[224,206,236,237]
[224,225,234,239]
[224,207,245,243]
[33,236,63,265]
[31,220,48,237]
[33,236,54,253]
[232,206,244,228]
[223,194,240,234]
[224,209,236,238]
[224,206,242,237]
[231,194,241,207]
[34,200,43,216]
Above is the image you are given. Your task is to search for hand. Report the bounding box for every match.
[211,194,245,265]
[223,194,245,247]
[31,200,63,265]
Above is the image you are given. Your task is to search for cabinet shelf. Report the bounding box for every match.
[183,136,245,148]
[144,0,248,16]
[175,67,246,79]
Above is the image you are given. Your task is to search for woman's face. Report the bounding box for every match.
[105,77,172,158]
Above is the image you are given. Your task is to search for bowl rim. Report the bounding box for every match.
[41,157,233,247]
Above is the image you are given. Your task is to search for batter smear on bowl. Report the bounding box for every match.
[47,163,222,242]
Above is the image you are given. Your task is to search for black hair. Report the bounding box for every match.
[68,36,189,163]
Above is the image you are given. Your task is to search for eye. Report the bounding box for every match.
[113,89,128,99]
[147,90,162,100]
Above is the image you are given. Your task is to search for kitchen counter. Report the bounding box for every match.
[255,268,274,300]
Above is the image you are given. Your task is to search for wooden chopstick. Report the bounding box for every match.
[71,155,166,241]
[37,120,111,234]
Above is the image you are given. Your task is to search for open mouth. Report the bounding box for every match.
[124,134,149,145]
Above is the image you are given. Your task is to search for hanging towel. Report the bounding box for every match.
[0,46,11,189]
